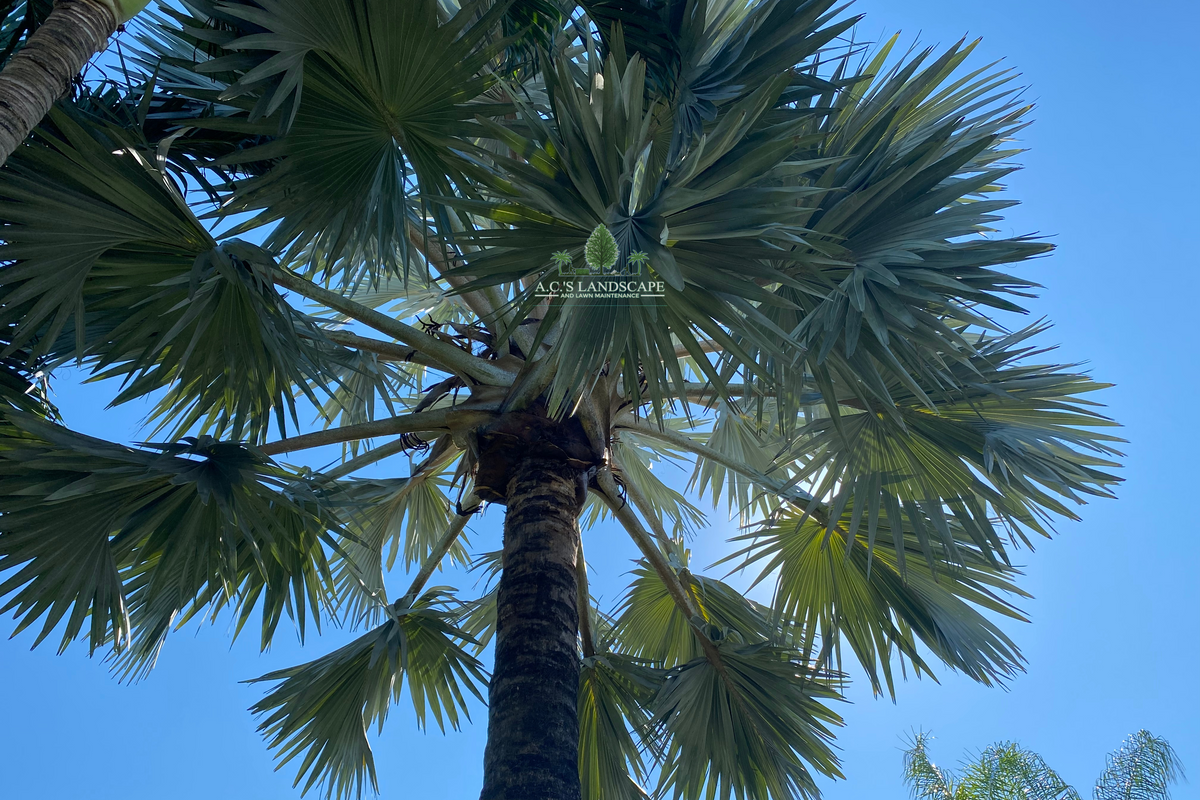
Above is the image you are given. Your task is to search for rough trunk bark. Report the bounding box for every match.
[480,456,585,800]
[0,0,116,167]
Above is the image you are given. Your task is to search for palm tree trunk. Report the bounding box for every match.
[0,0,117,167]
[480,456,585,800]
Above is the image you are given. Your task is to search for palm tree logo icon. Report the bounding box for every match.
[550,250,576,274]
[625,250,649,274]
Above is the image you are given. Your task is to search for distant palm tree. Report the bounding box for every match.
[903,730,1184,800]
[0,2,1123,800]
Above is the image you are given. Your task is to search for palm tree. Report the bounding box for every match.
[903,730,1184,800]
[626,250,651,272]
[0,2,1124,799]
[0,0,150,165]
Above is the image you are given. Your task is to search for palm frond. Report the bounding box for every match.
[903,731,957,800]
[0,412,338,668]
[957,742,1081,800]
[94,239,336,443]
[610,431,708,537]
[578,650,664,800]
[0,108,338,442]
[449,48,836,412]
[0,1,53,69]
[653,641,844,800]
[1093,730,1185,800]
[768,39,1044,410]
[0,105,212,362]
[332,464,460,627]
[309,349,420,456]
[731,501,1028,696]
[615,543,776,668]
[777,325,1122,569]
[250,589,486,799]
[688,402,790,523]
[181,0,516,281]
[0,323,54,417]
[584,0,852,161]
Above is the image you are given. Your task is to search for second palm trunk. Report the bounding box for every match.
[480,456,585,800]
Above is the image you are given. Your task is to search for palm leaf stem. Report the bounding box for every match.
[595,468,699,623]
[609,450,675,546]
[681,384,836,408]
[673,339,723,359]
[273,270,512,386]
[323,434,456,482]
[259,408,460,456]
[596,467,775,757]
[406,221,509,340]
[499,346,561,415]
[320,330,439,368]
[576,538,595,658]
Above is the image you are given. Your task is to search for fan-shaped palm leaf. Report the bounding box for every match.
[0,411,339,666]
[776,325,1122,566]
[615,542,776,668]
[190,0,517,280]
[332,458,461,627]
[249,589,487,799]
[0,107,340,442]
[730,502,1028,697]
[578,649,664,800]
[653,641,844,800]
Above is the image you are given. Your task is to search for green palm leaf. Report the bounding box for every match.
[187,0,516,280]
[578,650,664,800]
[902,729,1183,800]
[0,108,339,442]
[0,1,53,69]
[653,642,844,800]
[688,402,791,523]
[777,325,1122,565]
[309,349,420,455]
[903,733,1082,800]
[332,462,461,627]
[731,502,1028,697]
[1093,730,1185,800]
[768,39,1051,412]
[0,412,338,666]
[0,323,54,417]
[957,743,1082,800]
[615,543,775,668]
[583,0,853,161]
[0,106,212,361]
[450,51,834,412]
[608,431,708,537]
[249,589,487,799]
[904,731,957,800]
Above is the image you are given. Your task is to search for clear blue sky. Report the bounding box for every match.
[2,1,1197,797]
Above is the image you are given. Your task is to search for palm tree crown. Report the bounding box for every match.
[903,729,1184,800]
[0,1,1122,799]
